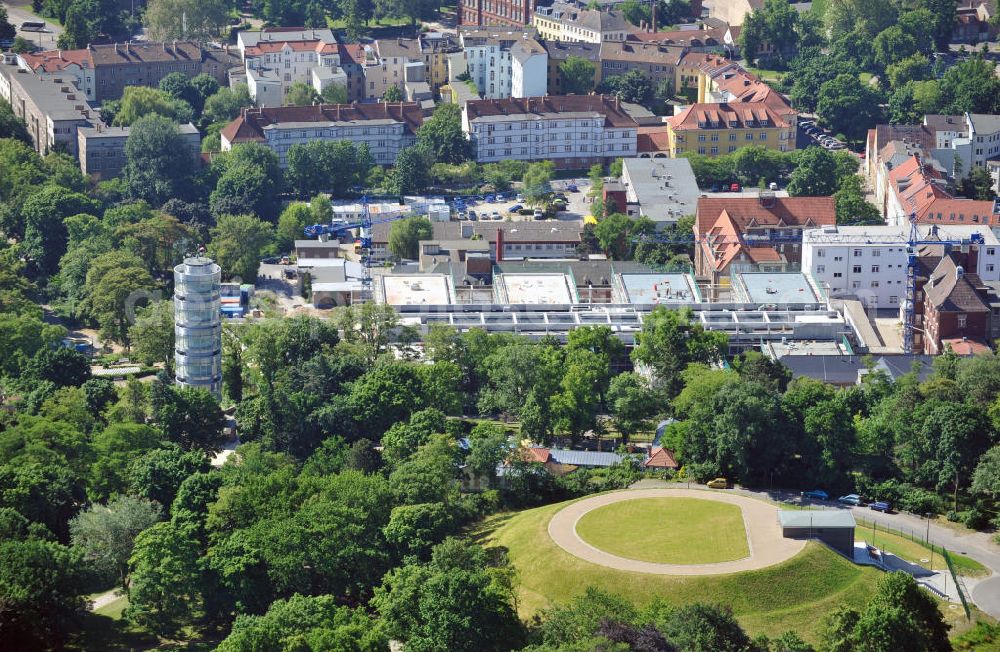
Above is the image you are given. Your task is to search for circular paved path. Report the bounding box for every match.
[547,488,806,576]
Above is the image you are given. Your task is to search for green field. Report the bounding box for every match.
[575,497,749,564]
[482,499,883,643]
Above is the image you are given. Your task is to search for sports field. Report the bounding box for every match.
[575,497,749,564]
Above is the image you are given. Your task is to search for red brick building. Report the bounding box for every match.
[459,0,540,27]
[918,249,993,354]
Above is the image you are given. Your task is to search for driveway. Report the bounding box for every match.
[2,1,63,48]
[733,486,1000,618]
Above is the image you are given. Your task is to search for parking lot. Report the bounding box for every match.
[798,119,847,151]
[449,178,591,224]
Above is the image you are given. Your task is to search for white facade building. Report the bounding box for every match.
[174,257,222,399]
[220,102,423,167]
[802,224,1000,308]
[459,28,546,99]
[462,95,638,167]
[243,39,347,106]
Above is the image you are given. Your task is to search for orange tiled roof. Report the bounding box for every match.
[244,40,339,56]
[637,125,670,152]
[645,446,679,469]
[695,196,836,235]
[220,102,425,144]
[20,49,93,72]
[889,155,1000,225]
[667,101,789,130]
[941,338,992,355]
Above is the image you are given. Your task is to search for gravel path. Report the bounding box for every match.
[547,488,806,576]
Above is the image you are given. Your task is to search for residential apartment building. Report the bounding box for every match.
[459,0,538,27]
[14,41,238,103]
[921,253,996,354]
[542,40,601,93]
[707,0,763,27]
[77,122,200,180]
[801,224,1000,311]
[693,195,836,285]
[0,55,91,157]
[16,49,95,101]
[462,94,638,167]
[457,28,547,98]
[220,102,423,167]
[665,101,793,157]
[244,40,347,106]
[418,32,462,89]
[598,41,684,93]
[882,155,1000,227]
[628,24,739,55]
[532,2,636,43]
[953,0,998,43]
[89,41,237,103]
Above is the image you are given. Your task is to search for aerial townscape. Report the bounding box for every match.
[4,0,1000,649]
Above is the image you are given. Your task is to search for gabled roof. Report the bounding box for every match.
[924,255,990,313]
[88,41,203,65]
[645,446,678,469]
[19,49,92,72]
[636,125,670,152]
[464,95,639,128]
[244,40,339,56]
[220,102,425,144]
[695,196,836,235]
[667,101,789,130]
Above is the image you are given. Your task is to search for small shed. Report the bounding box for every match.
[778,510,856,557]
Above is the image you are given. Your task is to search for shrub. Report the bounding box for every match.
[898,488,940,515]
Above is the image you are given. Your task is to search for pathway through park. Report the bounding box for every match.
[547,488,806,576]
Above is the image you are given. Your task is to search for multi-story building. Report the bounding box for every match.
[882,154,1000,227]
[16,49,95,101]
[801,224,1000,311]
[462,95,638,167]
[88,41,238,103]
[620,157,700,227]
[241,30,347,106]
[457,28,547,98]
[627,24,738,55]
[220,102,424,167]
[665,101,794,157]
[707,0,763,27]
[694,195,836,285]
[459,0,539,27]
[77,122,200,180]
[337,43,366,102]
[418,32,462,89]
[14,41,238,103]
[372,220,583,263]
[598,40,684,93]
[542,40,601,94]
[532,2,636,43]
[0,54,92,157]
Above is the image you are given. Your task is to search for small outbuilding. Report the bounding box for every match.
[778,510,856,557]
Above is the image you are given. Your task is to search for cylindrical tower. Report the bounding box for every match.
[174,256,222,399]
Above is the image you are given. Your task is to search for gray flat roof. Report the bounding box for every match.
[735,273,820,304]
[778,511,856,528]
[1,62,90,121]
[622,157,699,223]
[620,273,699,303]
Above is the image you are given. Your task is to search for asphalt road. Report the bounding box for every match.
[2,0,63,48]
[741,487,1000,618]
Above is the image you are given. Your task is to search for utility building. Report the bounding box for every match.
[174,257,222,399]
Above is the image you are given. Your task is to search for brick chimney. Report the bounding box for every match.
[495,228,504,262]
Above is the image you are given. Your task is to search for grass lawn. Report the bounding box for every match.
[575,497,749,564]
[480,499,882,643]
[95,595,129,620]
[854,517,989,577]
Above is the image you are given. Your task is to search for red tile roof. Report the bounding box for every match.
[889,155,1000,225]
[244,40,339,56]
[637,125,670,152]
[644,446,678,469]
[220,102,425,145]
[464,95,639,129]
[20,49,92,72]
[667,101,790,130]
[524,447,551,463]
[941,338,992,356]
[695,196,836,235]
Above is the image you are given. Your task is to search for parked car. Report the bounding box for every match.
[838,494,862,506]
[509,204,523,212]
[869,501,892,513]
[533,208,544,219]
[566,184,578,193]
[484,194,495,202]
[468,210,477,220]
[515,193,524,202]
[802,489,829,501]
[491,211,501,220]
[707,477,730,489]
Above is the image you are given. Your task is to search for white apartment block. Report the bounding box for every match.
[239,29,347,106]
[802,224,1000,308]
[220,103,423,167]
[532,2,635,43]
[462,95,638,167]
[458,28,547,99]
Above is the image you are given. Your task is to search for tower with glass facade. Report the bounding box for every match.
[174,256,222,399]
